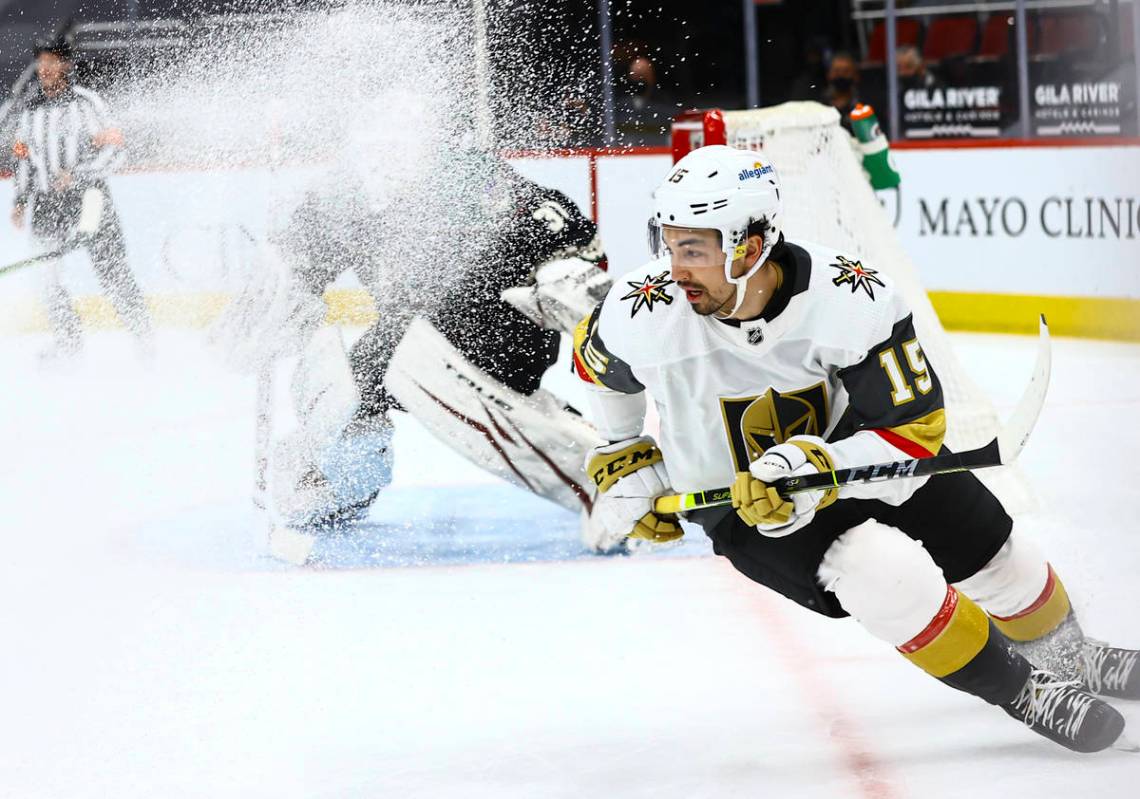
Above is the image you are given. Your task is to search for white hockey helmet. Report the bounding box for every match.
[648,145,783,317]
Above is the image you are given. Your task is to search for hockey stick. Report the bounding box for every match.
[0,238,84,277]
[654,315,1052,515]
[2,188,104,277]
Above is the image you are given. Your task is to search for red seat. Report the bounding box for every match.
[976,13,1039,59]
[866,18,922,64]
[923,16,978,61]
[1121,3,1134,56]
[1034,12,1103,56]
[978,14,1013,58]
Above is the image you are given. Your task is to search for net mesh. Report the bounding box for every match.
[722,102,1034,511]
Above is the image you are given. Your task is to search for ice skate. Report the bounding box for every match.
[1002,669,1127,753]
[37,337,81,364]
[1082,640,1140,701]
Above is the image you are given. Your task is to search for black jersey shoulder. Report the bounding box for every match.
[762,237,813,321]
[829,312,947,455]
[573,303,646,395]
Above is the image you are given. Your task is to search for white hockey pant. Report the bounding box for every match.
[818,521,1053,647]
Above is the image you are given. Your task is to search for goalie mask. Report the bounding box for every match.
[648,145,783,318]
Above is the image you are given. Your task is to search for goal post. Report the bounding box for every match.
[672,102,1036,512]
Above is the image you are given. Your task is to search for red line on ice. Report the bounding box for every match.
[749,588,901,799]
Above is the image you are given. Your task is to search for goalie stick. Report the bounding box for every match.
[654,316,1052,515]
[253,365,273,510]
[252,363,318,566]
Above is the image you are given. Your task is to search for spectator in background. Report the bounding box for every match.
[532,94,597,149]
[9,37,151,359]
[614,54,676,146]
[821,51,862,133]
[897,45,942,92]
[788,36,831,101]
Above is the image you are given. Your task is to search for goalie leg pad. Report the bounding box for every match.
[273,416,393,528]
[818,520,948,647]
[207,239,326,373]
[271,326,389,528]
[386,318,600,514]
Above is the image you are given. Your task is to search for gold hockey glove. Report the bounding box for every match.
[733,437,840,536]
[731,471,794,528]
[584,436,681,549]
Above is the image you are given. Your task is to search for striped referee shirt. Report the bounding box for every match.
[11,84,123,207]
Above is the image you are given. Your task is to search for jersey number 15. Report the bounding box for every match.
[878,339,932,406]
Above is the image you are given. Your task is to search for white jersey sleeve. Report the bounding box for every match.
[572,288,650,442]
[573,241,946,505]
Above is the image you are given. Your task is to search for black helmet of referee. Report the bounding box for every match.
[33,36,75,62]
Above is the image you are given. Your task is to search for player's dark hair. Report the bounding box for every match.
[746,217,783,252]
[745,217,768,240]
[745,216,786,264]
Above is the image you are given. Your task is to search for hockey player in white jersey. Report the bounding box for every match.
[574,145,1139,753]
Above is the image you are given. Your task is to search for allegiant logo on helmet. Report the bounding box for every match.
[738,162,774,181]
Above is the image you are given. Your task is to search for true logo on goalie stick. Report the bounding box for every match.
[621,270,674,317]
[829,255,885,300]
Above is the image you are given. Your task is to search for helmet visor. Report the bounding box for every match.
[646,219,727,269]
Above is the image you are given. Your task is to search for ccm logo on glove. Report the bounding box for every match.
[589,444,662,492]
[583,437,681,546]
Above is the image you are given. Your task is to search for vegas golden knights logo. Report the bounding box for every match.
[829,255,885,300]
[719,382,829,471]
[621,270,675,317]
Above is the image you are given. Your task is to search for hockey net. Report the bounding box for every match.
[672,102,1035,512]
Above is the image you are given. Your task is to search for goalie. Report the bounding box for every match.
[213,153,612,546]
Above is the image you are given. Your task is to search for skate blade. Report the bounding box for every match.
[268,524,316,566]
[1111,732,1140,753]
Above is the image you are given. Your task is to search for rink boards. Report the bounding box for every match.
[1,141,1138,338]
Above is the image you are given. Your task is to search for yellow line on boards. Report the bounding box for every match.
[928,292,1140,342]
[0,288,381,333]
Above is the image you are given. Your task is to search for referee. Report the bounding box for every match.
[9,38,151,358]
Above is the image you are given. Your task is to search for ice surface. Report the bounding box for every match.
[0,329,1137,798]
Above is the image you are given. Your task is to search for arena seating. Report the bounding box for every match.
[859,9,1124,88]
[861,10,1120,63]
[922,16,978,63]
[1122,3,1134,56]
[864,18,923,65]
[1034,11,1105,58]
